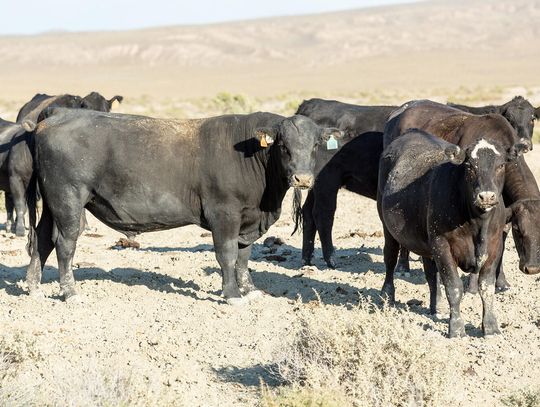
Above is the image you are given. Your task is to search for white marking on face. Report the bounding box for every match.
[471,139,500,159]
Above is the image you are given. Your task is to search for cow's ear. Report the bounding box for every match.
[108,95,123,109]
[535,107,540,119]
[505,206,514,223]
[320,128,344,142]
[319,128,344,150]
[255,127,276,148]
[444,145,465,164]
[507,142,529,162]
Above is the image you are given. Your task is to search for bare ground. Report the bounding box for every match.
[0,148,539,406]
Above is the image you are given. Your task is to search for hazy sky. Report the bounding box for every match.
[2,0,417,35]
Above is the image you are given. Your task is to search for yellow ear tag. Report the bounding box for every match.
[260,137,268,148]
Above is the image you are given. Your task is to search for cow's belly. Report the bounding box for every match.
[382,197,431,258]
[86,187,201,233]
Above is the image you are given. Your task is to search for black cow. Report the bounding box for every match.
[385,100,540,294]
[448,96,540,151]
[378,129,526,337]
[295,98,398,267]
[25,109,342,304]
[300,132,383,267]
[0,119,35,229]
[297,97,540,273]
[3,92,123,235]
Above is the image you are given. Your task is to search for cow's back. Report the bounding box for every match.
[34,109,285,235]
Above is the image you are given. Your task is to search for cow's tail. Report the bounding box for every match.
[291,188,303,235]
[25,126,38,256]
[25,172,38,256]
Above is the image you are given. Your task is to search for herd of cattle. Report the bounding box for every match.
[1,92,539,337]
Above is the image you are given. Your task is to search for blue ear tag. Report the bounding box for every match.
[326,135,338,150]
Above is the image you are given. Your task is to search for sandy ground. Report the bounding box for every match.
[0,146,539,405]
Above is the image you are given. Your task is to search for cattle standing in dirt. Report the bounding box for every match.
[448,96,540,151]
[295,98,398,267]
[296,97,540,273]
[299,131,383,268]
[25,109,342,304]
[385,100,540,292]
[0,118,36,229]
[3,92,123,235]
[378,129,526,337]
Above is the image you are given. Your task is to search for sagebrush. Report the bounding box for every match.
[263,299,460,407]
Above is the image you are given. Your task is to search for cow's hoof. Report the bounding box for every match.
[495,282,511,293]
[28,289,45,300]
[483,326,501,337]
[301,258,312,267]
[380,284,395,304]
[465,286,478,295]
[65,294,83,304]
[5,222,12,233]
[15,227,25,237]
[394,264,410,277]
[245,290,264,302]
[226,296,249,306]
[324,256,336,269]
[448,319,466,338]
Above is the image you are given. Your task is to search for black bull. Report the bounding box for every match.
[25,109,342,304]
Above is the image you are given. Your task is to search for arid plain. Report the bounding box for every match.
[0,0,540,406]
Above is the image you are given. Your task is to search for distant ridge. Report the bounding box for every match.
[0,0,538,99]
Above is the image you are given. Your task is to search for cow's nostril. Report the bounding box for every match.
[478,191,496,202]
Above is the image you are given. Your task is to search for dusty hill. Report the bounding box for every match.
[0,0,539,100]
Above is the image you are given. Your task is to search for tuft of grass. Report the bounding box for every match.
[47,362,171,407]
[261,383,348,407]
[503,388,540,407]
[0,333,42,407]
[263,299,459,407]
[212,92,253,114]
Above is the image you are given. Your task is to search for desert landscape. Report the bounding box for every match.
[1,0,540,406]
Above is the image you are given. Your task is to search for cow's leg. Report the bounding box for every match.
[301,190,316,266]
[478,264,500,336]
[54,210,83,301]
[9,176,27,236]
[422,257,443,315]
[395,246,411,276]
[381,226,400,304]
[495,227,510,291]
[5,193,14,233]
[208,210,243,304]
[467,273,479,294]
[26,204,55,297]
[434,241,465,338]
[235,243,262,300]
[79,210,89,235]
[314,176,341,269]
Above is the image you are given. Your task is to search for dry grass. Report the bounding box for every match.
[502,389,540,407]
[0,332,176,406]
[262,299,459,407]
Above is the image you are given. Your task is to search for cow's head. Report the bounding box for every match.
[460,138,528,213]
[256,115,343,189]
[80,92,123,112]
[499,96,537,151]
[509,199,540,275]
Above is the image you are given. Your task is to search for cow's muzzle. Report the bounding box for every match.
[290,173,314,189]
[522,264,540,275]
[520,138,532,152]
[474,191,498,211]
